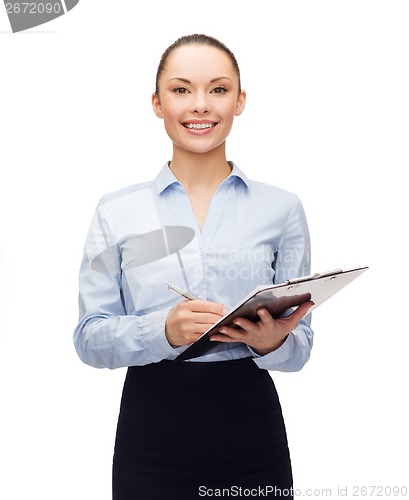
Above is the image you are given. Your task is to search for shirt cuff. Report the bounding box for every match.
[140,307,179,360]
[249,333,295,370]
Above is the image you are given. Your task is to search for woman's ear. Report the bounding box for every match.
[152,93,163,118]
[235,90,246,117]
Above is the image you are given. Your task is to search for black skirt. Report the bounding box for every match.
[113,357,293,500]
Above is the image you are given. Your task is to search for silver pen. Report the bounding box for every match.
[165,281,200,300]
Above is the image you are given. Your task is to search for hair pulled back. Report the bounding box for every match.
[155,34,241,95]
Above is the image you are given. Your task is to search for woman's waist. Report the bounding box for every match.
[126,355,268,388]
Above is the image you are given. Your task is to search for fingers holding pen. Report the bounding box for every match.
[189,299,227,316]
[165,299,226,347]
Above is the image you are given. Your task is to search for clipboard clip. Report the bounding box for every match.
[285,268,343,285]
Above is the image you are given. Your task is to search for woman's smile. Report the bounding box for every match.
[181,119,219,135]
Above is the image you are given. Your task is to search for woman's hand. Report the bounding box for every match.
[165,300,226,347]
[210,300,314,356]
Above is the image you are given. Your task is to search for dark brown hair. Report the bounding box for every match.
[155,34,241,95]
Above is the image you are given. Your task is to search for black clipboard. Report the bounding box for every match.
[175,266,368,362]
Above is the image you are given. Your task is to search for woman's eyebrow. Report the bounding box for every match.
[210,77,232,83]
[167,77,232,84]
[168,77,191,84]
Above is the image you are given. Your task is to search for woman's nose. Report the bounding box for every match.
[192,92,210,114]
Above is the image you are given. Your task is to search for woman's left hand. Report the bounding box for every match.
[210,300,314,355]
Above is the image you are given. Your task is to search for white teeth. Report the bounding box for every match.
[184,123,215,129]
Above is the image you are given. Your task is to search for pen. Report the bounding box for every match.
[165,281,201,300]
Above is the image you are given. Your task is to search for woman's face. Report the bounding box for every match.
[152,44,246,156]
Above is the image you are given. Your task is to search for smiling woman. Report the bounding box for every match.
[74,34,313,500]
[152,41,246,162]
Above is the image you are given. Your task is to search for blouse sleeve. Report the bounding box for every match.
[250,196,314,371]
[73,206,178,370]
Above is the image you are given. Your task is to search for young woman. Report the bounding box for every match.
[74,34,314,499]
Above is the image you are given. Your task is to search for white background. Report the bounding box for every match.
[1,1,408,498]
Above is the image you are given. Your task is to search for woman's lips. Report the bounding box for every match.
[181,121,218,134]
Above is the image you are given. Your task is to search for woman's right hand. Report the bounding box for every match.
[165,300,226,347]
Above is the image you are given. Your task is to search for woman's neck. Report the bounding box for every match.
[169,144,231,192]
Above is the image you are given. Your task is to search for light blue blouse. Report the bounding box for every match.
[74,163,313,370]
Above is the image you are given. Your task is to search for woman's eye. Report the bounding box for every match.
[212,87,227,94]
[173,87,189,94]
